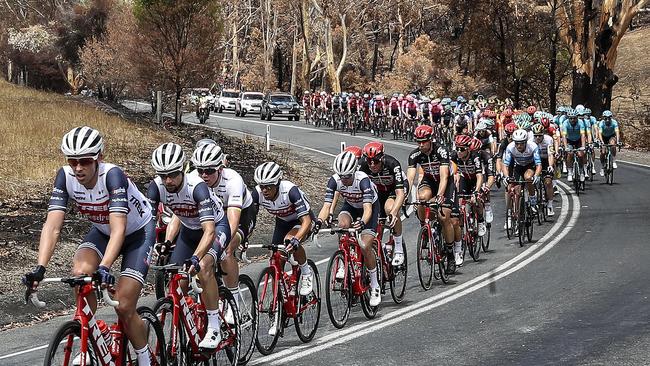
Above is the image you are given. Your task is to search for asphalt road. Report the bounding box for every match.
[1,108,648,365]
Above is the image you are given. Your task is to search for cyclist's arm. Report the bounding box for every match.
[319,176,337,221]
[99,168,133,268]
[227,207,242,240]
[165,214,182,242]
[391,164,406,216]
[37,210,65,267]
[475,173,484,193]
[615,121,621,142]
[295,214,313,242]
[437,164,449,197]
[192,184,217,259]
[406,167,418,189]
[533,148,543,177]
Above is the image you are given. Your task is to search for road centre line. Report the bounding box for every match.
[251,183,578,365]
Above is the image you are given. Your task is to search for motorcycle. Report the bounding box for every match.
[197,101,210,124]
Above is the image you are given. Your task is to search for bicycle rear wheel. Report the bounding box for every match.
[437,237,450,284]
[237,274,258,365]
[44,320,99,366]
[255,267,281,355]
[325,250,352,329]
[389,241,408,304]
[295,259,321,343]
[505,206,512,240]
[416,226,434,290]
[215,288,241,365]
[517,195,525,247]
[482,223,491,252]
[526,206,534,243]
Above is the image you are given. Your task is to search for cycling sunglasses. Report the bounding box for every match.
[197,167,217,175]
[367,157,382,165]
[67,156,97,167]
[340,174,354,180]
[158,171,182,180]
[456,147,468,152]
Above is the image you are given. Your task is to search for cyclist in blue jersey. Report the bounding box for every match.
[597,110,622,176]
[561,109,587,182]
[577,105,597,175]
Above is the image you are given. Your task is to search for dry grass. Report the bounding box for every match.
[0,80,174,199]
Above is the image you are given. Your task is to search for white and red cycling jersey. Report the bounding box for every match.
[388,98,401,116]
[372,100,386,115]
[323,94,332,110]
[347,96,360,112]
[430,103,443,117]
[302,95,310,107]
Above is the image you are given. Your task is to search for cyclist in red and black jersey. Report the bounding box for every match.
[451,135,487,256]
[402,95,420,121]
[359,142,408,266]
[407,125,460,270]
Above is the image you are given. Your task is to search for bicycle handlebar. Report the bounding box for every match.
[148,264,203,294]
[28,277,119,308]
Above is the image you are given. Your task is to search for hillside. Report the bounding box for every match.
[613,26,650,147]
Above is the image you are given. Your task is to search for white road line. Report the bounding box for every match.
[251,183,578,365]
[618,159,650,168]
[0,344,49,360]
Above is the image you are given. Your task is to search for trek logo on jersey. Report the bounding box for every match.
[129,196,145,217]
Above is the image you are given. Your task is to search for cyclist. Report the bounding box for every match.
[189,142,257,322]
[531,124,556,216]
[23,127,156,366]
[420,97,432,125]
[371,94,387,133]
[451,135,486,239]
[251,162,314,305]
[561,108,587,182]
[148,143,231,349]
[577,105,597,176]
[358,141,408,266]
[502,129,543,219]
[407,125,462,268]
[315,151,382,307]
[473,122,497,223]
[597,110,621,175]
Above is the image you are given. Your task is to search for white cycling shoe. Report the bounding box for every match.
[485,208,494,224]
[547,204,555,217]
[478,222,487,237]
[453,243,464,266]
[198,328,221,350]
[72,352,88,366]
[224,304,235,325]
[391,252,405,266]
[599,169,605,177]
[613,162,618,169]
[299,273,314,296]
[369,287,381,307]
[567,173,573,182]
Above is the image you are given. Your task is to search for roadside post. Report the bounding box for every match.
[266,124,271,151]
[340,141,346,153]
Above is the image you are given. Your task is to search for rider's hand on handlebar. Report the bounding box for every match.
[154,240,175,256]
[547,165,555,174]
[352,220,366,231]
[183,255,201,275]
[286,237,301,252]
[532,175,541,186]
[434,194,445,205]
[94,265,115,288]
[23,265,46,291]
[386,214,397,228]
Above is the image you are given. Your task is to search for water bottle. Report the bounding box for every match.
[97,319,113,348]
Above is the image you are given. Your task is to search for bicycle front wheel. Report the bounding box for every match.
[416,226,434,290]
[325,250,352,329]
[255,267,281,355]
[44,320,99,366]
[361,250,381,320]
[131,306,167,366]
[482,223,491,252]
[389,240,408,304]
[295,259,321,343]
[237,274,258,365]
[215,288,241,365]
[154,297,190,366]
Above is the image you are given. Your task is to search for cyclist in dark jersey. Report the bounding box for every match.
[359,141,408,266]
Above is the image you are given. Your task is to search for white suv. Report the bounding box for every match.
[235,92,264,116]
[216,89,240,113]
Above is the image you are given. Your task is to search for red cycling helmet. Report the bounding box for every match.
[503,109,513,118]
[470,137,483,151]
[526,105,537,115]
[504,122,517,135]
[363,141,384,159]
[343,145,363,159]
[414,125,434,142]
[454,134,472,148]
[540,117,550,129]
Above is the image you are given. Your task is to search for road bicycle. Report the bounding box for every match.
[152,264,240,365]
[506,179,534,246]
[376,217,408,304]
[407,201,451,289]
[566,146,586,194]
[458,193,483,262]
[534,175,549,224]
[325,226,381,329]
[585,143,596,182]
[255,241,320,355]
[29,276,166,366]
[601,143,621,185]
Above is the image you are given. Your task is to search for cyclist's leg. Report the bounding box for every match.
[223,205,256,306]
[115,219,155,351]
[416,178,434,223]
[72,228,104,311]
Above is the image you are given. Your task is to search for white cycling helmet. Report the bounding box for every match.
[151,143,185,174]
[254,162,283,185]
[195,138,217,148]
[191,143,224,168]
[475,121,488,130]
[333,151,358,176]
[61,126,104,157]
[512,129,528,143]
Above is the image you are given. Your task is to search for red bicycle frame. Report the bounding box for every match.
[330,230,369,297]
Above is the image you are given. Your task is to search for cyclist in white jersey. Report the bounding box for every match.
[23,127,156,365]
[251,162,314,298]
[503,129,543,222]
[147,143,231,350]
[189,142,256,322]
[315,151,382,307]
